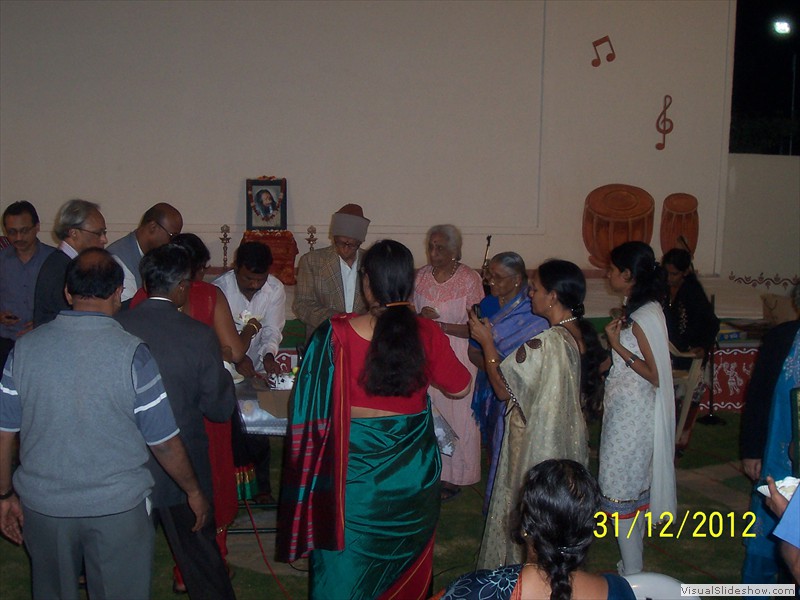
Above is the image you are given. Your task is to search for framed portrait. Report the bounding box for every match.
[246,178,287,230]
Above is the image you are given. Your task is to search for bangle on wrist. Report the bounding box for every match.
[625,355,637,368]
[487,357,499,365]
[0,487,15,500]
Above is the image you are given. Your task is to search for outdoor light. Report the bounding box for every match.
[773,20,792,36]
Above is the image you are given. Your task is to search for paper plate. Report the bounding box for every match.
[757,476,799,501]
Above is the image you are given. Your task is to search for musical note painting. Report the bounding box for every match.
[591,35,616,67]
[655,94,673,150]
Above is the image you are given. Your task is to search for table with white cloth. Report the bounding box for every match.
[230,378,289,534]
[235,378,289,436]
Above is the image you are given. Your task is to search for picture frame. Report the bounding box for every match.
[246,178,287,230]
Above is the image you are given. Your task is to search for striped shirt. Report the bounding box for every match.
[0,344,178,445]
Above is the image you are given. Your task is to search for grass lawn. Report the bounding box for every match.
[1,411,751,599]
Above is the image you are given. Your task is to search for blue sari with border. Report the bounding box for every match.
[469,289,548,512]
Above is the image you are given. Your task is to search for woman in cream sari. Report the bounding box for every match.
[469,259,605,569]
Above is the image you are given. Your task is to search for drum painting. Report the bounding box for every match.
[660,193,699,255]
[582,183,655,269]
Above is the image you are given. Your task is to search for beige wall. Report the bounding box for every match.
[1,0,741,274]
[723,154,800,283]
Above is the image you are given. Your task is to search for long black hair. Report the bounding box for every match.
[512,459,601,600]
[359,240,426,396]
[172,233,211,279]
[610,241,667,317]
[662,247,699,285]
[537,259,605,416]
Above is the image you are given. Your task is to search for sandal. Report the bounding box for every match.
[440,486,462,502]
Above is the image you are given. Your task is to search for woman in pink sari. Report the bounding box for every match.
[413,224,483,501]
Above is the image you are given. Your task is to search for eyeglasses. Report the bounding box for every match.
[76,227,107,238]
[154,221,178,239]
[335,240,361,250]
[5,226,35,236]
[487,272,514,282]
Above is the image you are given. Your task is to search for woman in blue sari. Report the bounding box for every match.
[742,328,800,588]
[468,252,548,511]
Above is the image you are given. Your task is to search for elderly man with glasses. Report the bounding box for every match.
[293,203,370,339]
[33,199,108,327]
[106,202,183,303]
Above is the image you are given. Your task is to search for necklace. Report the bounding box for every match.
[432,261,459,281]
[557,316,578,325]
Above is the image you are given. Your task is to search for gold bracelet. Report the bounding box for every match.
[487,357,499,364]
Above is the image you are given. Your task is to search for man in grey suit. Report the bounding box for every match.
[107,202,183,302]
[116,243,236,600]
[293,203,370,338]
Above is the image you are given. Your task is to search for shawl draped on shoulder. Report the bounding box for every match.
[631,301,677,519]
[276,318,349,562]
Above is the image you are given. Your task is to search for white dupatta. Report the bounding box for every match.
[631,301,677,519]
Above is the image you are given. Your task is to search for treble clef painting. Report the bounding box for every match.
[655,94,673,150]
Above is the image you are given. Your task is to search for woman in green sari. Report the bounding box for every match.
[277,240,471,599]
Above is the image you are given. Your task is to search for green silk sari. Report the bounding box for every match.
[278,316,441,599]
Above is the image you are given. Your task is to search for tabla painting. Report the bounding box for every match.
[246,178,287,230]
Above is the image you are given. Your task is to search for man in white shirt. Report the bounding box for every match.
[214,241,285,504]
[213,241,286,376]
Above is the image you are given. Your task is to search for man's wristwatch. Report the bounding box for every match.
[0,487,15,500]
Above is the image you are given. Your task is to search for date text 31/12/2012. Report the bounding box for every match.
[594,511,756,539]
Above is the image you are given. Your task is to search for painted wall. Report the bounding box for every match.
[1,0,744,274]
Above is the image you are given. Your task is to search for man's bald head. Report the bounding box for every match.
[66,248,124,301]
[136,203,184,254]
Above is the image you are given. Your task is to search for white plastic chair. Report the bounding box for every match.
[623,572,700,600]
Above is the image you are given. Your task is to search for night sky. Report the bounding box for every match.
[731,0,799,154]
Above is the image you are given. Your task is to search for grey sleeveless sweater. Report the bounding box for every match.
[11,312,154,517]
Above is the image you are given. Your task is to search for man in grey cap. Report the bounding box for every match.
[293,204,370,338]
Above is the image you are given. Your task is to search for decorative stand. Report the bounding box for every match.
[305,225,317,251]
[220,225,231,268]
[697,344,725,426]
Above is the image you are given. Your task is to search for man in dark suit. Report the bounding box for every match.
[116,244,236,600]
[33,199,108,326]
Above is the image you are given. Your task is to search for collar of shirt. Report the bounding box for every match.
[339,254,359,312]
[59,241,79,259]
